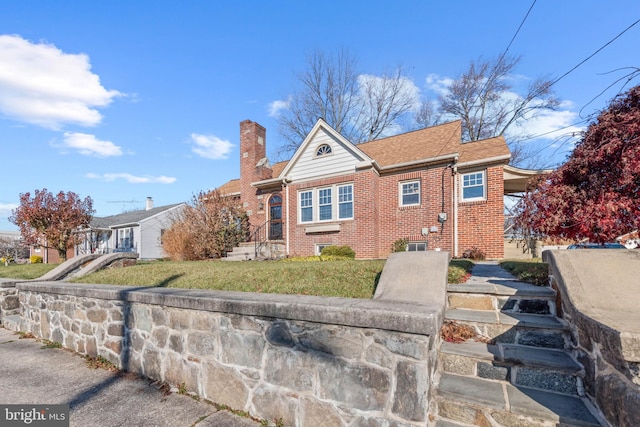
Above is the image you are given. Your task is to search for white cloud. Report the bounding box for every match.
[0,203,18,218]
[57,132,123,157]
[358,74,422,112]
[189,133,234,159]
[516,108,584,141]
[86,173,176,184]
[0,34,121,129]
[268,98,290,117]
[425,74,454,96]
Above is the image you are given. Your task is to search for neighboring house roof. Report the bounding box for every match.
[90,203,184,229]
[217,179,241,196]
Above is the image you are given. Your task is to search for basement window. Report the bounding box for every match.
[407,242,427,251]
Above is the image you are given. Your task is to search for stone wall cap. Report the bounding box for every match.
[16,281,441,335]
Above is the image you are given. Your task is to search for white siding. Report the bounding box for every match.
[287,129,365,182]
[139,209,181,259]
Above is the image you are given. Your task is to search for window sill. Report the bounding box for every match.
[304,223,341,234]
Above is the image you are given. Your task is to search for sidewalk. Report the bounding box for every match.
[0,327,260,427]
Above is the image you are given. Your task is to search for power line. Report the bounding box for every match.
[534,18,640,98]
[470,0,537,109]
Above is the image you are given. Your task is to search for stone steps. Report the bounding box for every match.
[445,308,569,347]
[439,341,583,395]
[434,373,603,427]
[223,242,285,261]
[434,265,605,426]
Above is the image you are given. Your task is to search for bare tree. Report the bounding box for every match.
[414,99,441,129]
[276,49,418,156]
[437,55,559,166]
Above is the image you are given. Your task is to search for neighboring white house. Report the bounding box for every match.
[77,198,185,260]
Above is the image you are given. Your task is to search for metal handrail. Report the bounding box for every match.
[252,220,270,259]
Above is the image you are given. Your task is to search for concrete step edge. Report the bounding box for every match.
[447,282,555,297]
[440,341,581,372]
[445,309,568,331]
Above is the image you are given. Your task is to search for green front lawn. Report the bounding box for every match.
[1,257,481,298]
[499,259,549,286]
[0,263,58,280]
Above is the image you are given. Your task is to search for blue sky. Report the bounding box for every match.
[1,1,639,230]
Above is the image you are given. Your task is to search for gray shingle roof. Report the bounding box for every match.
[90,203,184,229]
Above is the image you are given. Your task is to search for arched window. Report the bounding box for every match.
[269,194,283,240]
[315,144,332,157]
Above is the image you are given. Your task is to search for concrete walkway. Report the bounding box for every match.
[0,327,260,427]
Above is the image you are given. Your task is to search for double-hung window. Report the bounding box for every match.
[338,184,353,219]
[300,191,313,223]
[400,180,420,206]
[461,171,486,201]
[318,188,332,221]
[299,183,354,223]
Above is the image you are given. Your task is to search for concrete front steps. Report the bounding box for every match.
[433,276,605,426]
[222,241,285,261]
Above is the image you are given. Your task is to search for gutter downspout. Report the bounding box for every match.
[452,160,459,257]
[284,180,290,257]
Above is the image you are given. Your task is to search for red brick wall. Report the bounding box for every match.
[286,165,456,259]
[457,166,505,259]
[376,167,455,258]
[239,120,272,230]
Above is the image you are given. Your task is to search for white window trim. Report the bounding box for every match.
[317,187,333,222]
[299,190,313,224]
[337,184,354,220]
[298,183,354,224]
[407,241,427,252]
[460,170,487,202]
[399,180,421,207]
[315,243,331,255]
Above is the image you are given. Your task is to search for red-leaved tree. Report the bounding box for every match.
[514,85,640,243]
[9,189,94,261]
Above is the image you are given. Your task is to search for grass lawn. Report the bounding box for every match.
[69,259,386,299]
[1,257,480,299]
[500,259,549,286]
[0,263,58,280]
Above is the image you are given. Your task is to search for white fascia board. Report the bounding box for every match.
[279,119,373,178]
[456,154,511,169]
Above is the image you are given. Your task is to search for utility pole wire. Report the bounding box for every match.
[470,0,537,109]
[534,18,640,98]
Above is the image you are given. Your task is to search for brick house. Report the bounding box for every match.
[218,119,529,259]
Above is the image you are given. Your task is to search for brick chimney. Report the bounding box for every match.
[239,120,273,228]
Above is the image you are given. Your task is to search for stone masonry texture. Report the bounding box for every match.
[15,286,439,426]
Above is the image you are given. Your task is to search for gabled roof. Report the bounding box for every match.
[458,136,511,165]
[358,120,463,167]
[90,203,184,229]
[278,119,373,179]
[221,119,512,190]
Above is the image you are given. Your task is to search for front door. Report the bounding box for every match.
[269,194,283,240]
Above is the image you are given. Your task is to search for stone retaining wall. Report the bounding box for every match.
[10,281,442,426]
[544,250,640,427]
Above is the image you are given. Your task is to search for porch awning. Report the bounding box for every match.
[503,165,553,195]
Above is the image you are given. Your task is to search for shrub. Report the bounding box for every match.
[320,245,355,258]
[392,238,408,252]
[462,246,486,261]
[30,255,43,264]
